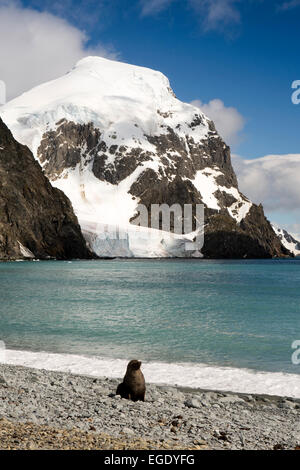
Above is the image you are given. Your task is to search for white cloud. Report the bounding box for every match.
[278,0,300,11]
[28,0,109,31]
[0,2,115,100]
[232,154,300,237]
[283,223,300,240]
[140,0,175,16]
[191,98,245,146]
[140,0,241,30]
[189,0,241,31]
[232,154,300,212]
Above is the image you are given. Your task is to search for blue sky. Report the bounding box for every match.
[19,0,300,159]
[0,0,300,234]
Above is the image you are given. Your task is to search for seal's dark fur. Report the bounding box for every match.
[116,360,146,402]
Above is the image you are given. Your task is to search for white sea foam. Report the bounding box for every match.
[3,349,300,398]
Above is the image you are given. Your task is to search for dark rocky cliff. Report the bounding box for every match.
[0,118,92,260]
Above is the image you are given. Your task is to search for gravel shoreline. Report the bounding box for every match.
[0,363,299,450]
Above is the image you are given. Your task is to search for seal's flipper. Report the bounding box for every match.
[116,382,130,399]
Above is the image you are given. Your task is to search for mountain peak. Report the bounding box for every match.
[1,55,193,155]
[0,57,290,258]
[73,55,170,85]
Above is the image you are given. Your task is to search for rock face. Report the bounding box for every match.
[0,56,291,258]
[0,118,92,260]
[203,206,289,259]
[272,224,300,256]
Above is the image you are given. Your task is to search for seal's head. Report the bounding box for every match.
[127,359,142,371]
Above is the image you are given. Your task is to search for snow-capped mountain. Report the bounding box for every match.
[272,224,300,256]
[0,57,290,258]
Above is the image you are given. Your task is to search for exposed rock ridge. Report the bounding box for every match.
[0,118,93,260]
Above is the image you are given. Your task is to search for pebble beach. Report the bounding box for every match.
[0,363,299,450]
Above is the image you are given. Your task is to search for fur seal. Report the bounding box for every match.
[116,359,146,402]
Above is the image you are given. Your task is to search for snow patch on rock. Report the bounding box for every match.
[272,224,300,256]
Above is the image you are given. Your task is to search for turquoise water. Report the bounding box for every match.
[0,259,299,374]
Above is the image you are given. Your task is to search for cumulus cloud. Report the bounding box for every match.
[278,0,300,10]
[189,0,241,31]
[191,98,245,146]
[0,2,115,100]
[140,0,175,16]
[28,0,110,32]
[285,223,300,240]
[232,154,300,212]
[140,0,241,30]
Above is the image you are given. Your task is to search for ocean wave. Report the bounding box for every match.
[2,348,300,398]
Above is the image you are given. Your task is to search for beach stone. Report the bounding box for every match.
[273,443,285,450]
[244,395,254,402]
[219,395,244,404]
[171,391,185,401]
[277,403,288,409]
[146,390,160,400]
[184,398,202,409]
[156,397,165,404]
[203,392,218,402]
[278,400,296,409]
[193,438,208,445]
[122,427,135,435]
[200,400,210,407]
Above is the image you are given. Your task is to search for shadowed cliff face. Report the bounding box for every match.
[202,206,291,259]
[0,118,93,260]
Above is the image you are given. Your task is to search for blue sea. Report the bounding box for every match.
[0,259,299,397]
